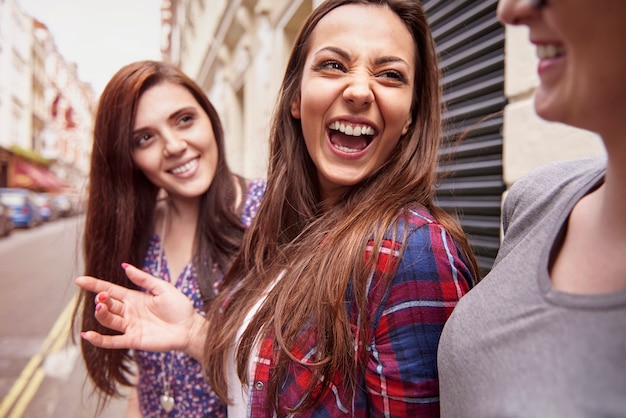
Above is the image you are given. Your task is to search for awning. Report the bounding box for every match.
[12,160,67,192]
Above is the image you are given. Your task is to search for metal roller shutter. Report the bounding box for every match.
[423,0,506,277]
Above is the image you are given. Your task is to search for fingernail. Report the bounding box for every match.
[95,303,102,312]
[80,332,87,339]
[121,262,129,269]
[97,293,106,302]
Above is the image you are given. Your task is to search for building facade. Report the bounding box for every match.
[0,0,95,194]
[165,0,604,274]
[0,0,32,189]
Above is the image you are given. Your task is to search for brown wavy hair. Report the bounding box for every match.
[203,0,479,414]
[71,60,245,410]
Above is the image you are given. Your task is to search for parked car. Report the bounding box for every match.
[52,194,73,218]
[35,192,59,221]
[0,202,13,237]
[0,188,43,228]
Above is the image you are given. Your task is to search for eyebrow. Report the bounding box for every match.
[314,46,410,68]
[132,106,197,135]
[167,106,196,122]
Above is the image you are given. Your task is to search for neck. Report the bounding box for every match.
[156,196,200,282]
[596,153,626,236]
[168,194,201,217]
[164,198,200,242]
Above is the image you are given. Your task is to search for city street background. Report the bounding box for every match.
[0,1,163,416]
[0,217,127,417]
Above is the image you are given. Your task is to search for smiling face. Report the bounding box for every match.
[131,81,218,201]
[290,3,415,205]
[498,0,626,138]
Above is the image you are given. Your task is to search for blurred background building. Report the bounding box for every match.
[0,0,95,197]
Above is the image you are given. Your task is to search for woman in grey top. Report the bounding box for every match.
[438,0,626,416]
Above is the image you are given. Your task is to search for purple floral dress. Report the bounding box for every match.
[134,179,265,417]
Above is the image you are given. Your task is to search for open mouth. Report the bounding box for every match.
[536,44,565,60]
[328,121,376,154]
[169,157,199,174]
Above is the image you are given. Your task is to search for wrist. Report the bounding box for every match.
[182,313,209,361]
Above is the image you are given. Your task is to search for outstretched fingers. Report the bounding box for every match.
[75,263,194,353]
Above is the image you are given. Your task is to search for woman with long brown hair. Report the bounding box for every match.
[77,1,478,415]
[73,60,264,417]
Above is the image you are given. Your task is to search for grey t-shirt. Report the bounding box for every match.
[438,157,626,417]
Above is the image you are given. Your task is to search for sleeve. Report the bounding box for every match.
[364,221,474,417]
[500,186,518,236]
[500,157,604,237]
[240,179,267,228]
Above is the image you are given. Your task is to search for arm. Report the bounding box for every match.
[123,388,142,418]
[75,264,208,360]
[364,221,473,417]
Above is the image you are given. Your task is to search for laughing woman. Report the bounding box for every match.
[76,1,479,416]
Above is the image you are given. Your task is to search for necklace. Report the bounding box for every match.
[156,204,192,413]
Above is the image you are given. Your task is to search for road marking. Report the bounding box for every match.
[7,369,46,418]
[0,294,77,418]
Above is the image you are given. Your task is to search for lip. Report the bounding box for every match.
[167,156,200,178]
[531,40,566,76]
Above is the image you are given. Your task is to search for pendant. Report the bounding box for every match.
[160,392,175,412]
[160,382,175,412]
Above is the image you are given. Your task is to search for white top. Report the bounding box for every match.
[227,271,285,417]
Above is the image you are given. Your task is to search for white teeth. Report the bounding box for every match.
[328,121,375,137]
[170,158,198,174]
[333,144,361,153]
[536,44,565,60]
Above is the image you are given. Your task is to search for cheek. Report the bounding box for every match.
[299,92,324,120]
[300,84,336,137]
[377,83,412,115]
[208,144,219,171]
[132,151,159,177]
[196,136,220,181]
[385,102,413,137]
[299,78,335,118]
[205,136,220,163]
[379,136,402,163]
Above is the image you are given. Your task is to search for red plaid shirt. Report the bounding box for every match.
[244,207,475,417]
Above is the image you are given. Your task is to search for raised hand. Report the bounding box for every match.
[75,263,208,360]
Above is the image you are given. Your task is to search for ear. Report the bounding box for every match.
[290,95,301,119]
[401,114,413,136]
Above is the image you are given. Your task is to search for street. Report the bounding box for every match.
[0,217,127,418]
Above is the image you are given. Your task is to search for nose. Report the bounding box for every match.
[497,0,538,26]
[343,72,374,108]
[163,131,187,157]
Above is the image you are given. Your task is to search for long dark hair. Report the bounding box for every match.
[204,0,479,414]
[72,60,245,409]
